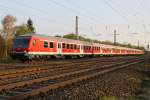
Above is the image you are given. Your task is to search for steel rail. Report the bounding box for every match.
[0,58,143,100]
[7,60,143,100]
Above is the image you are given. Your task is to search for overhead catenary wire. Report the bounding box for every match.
[46,0,103,25]
[46,0,106,36]
[106,0,145,25]
[62,0,108,34]
[13,0,99,34]
[63,0,107,24]
[0,1,81,33]
[101,0,149,43]
[102,0,129,24]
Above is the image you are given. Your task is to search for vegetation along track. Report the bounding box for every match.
[0,57,144,100]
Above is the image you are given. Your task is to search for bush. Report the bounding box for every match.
[0,56,18,63]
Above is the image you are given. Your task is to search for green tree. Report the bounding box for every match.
[15,24,31,36]
[63,33,78,40]
[27,18,35,33]
[63,33,91,41]
[55,35,62,37]
[15,18,35,36]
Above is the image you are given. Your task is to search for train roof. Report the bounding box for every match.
[19,33,92,45]
[19,33,143,51]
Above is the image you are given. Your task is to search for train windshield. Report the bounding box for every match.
[13,38,30,48]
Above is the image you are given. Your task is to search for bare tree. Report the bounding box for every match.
[1,15,16,57]
[1,15,16,39]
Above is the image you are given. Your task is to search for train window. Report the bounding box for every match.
[13,38,30,48]
[62,43,65,48]
[71,44,73,49]
[84,46,86,50]
[67,44,69,49]
[50,42,53,48]
[89,46,91,50]
[69,44,72,49]
[32,40,36,46]
[74,45,77,49]
[44,41,48,48]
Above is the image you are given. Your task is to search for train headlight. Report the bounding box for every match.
[24,50,27,53]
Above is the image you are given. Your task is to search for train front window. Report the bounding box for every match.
[13,38,30,48]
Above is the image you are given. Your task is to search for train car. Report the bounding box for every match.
[12,34,144,60]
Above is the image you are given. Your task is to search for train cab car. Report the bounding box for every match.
[12,35,31,59]
[12,34,58,59]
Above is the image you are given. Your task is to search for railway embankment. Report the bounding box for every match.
[26,58,150,100]
[0,56,149,100]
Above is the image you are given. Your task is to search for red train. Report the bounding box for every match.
[12,34,144,59]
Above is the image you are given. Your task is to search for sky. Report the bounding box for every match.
[0,0,150,48]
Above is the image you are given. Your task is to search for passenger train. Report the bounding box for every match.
[12,34,144,60]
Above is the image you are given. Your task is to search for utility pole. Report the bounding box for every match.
[113,29,119,45]
[147,44,149,50]
[137,40,139,48]
[75,16,79,40]
[114,29,116,45]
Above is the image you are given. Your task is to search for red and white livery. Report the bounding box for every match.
[12,34,144,59]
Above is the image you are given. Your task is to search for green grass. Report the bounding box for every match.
[132,71,150,100]
[0,56,18,63]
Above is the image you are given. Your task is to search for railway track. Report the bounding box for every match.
[0,57,144,100]
[0,57,140,86]
[0,61,110,86]
[0,56,136,80]
[0,56,140,70]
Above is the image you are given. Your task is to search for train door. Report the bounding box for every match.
[80,44,83,55]
[58,42,62,55]
[110,48,113,54]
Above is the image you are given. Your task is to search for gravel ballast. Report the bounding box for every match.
[27,61,150,100]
